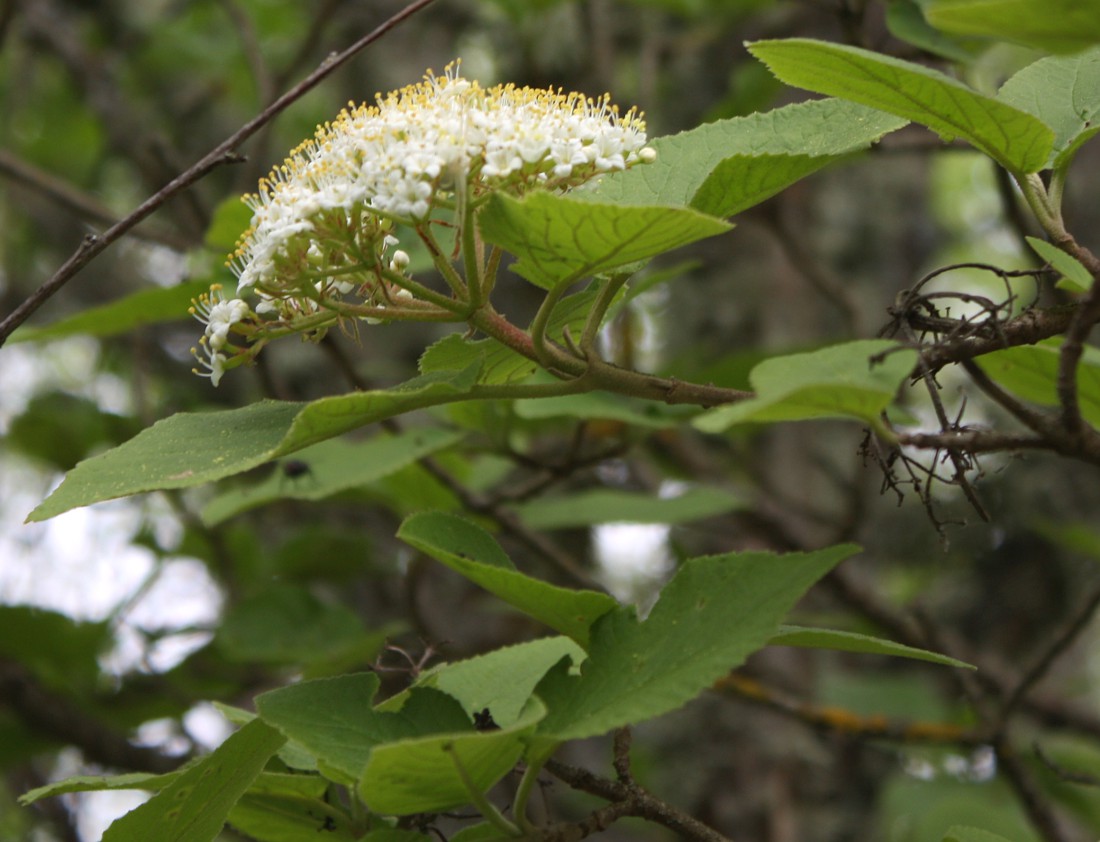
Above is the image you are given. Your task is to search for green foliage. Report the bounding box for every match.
[747,39,1054,174]
[924,0,1100,53]
[397,512,617,646]
[9,281,213,344]
[28,368,481,521]
[478,192,731,290]
[586,97,908,211]
[997,46,1100,170]
[8,6,1100,842]
[101,719,285,842]
[534,545,858,740]
[694,340,918,431]
[976,339,1100,426]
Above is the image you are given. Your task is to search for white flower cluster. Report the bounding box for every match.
[193,62,654,386]
[227,61,652,298]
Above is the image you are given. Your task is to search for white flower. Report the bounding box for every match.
[189,285,250,386]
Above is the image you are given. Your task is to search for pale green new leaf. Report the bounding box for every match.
[770,626,974,668]
[694,340,917,431]
[999,47,1100,169]
[417,637,585,728]
[9,280,212,343]
[201,428,465,525]
[397,512,617,647]
[535,545,859,741]
[943,827,1018,842]
[358,698,545,815]
[1026,236,1094,292]
[583,98,907,210]
[28,366,480,522]
[748,38,1054,174]
[102,719,285,842]
[255,673,471,785]
[477,191,731,291]
[515,487,743,529]
[925,0,1100,54]
[976,338,1100,426]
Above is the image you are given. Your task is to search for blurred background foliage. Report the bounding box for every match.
[2,0,1100,840]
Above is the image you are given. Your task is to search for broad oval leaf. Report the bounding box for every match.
[534,544,859,741]
[357,697,546,816]
[397,512,617,647]
[256,674,472,785]
[477,191,732,291]
[417,637,585,729]
[925,0,1100,54]
[747,38,1054,174]
[976,338,1100,426]
[201,427,465,526]
[102,719,285,842]
[583,98,907,210]
[694,340,917,431]
[28,366,481,522]
[999,47,1100,170]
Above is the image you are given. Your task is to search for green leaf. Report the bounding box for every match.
[201,427,465,526]
[513,389,700,428]
[534,544,858,740]
[584,98,907,210]
[205,195,254,252]
[885,0,983,63]
[0,606,111,691]
[216,585,386,673]
[20,770,180,805]
[478,191,732,290]
[747,38,1054,174]
[925,0,1100,54]
[999,47,1100,170]
[228,773,357,842]
[101,718,285,842]
[357,697,545,815]
[256,673,472,785]
[691,153,848,218]
[977,339,1100,426]
[770,625,975,668]
[515,487,743,529]
[397,512,617,647]
[694,340,917,431]
[943,827,1019,842]
[28,366,481,522]
[1026,236,1094,292]
[418,637,586,728]
[9,280,213,343]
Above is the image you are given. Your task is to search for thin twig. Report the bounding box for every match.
[545,758,735,842]
[0,0,439,346]
[999,578,1100,728]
